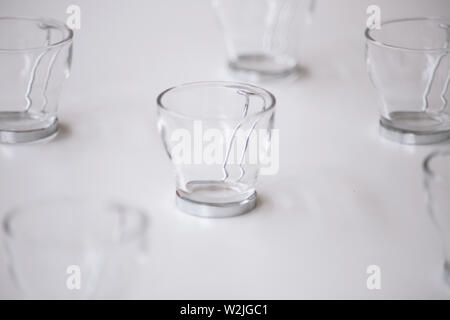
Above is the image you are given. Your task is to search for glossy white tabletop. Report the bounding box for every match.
[0,0,450,299]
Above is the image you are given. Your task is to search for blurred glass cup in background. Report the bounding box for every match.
[2,198,148,299]
[157,81,276,218]
[0,17,73,144]
[212,0,314,81]
[423,150,450,285]
[366,17,450,145]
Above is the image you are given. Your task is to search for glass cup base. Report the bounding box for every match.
[379,115,450,145]
[175,186,257,218]
[0,116,59,144]
[228,54,299,81]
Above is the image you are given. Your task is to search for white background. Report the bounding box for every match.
[0,0,450,299]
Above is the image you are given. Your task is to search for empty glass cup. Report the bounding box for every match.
[2,198,148,299]
[0,17,73,143]
[157,81,276,218]
[424,150,450,285]
[366,17,450,144]
[212,0,314,81]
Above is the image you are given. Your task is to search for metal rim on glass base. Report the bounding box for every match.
[379,119,450,145]
[175,191,257,218]
[0,118,59,144]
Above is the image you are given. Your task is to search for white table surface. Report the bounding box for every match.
[1,0,450,299]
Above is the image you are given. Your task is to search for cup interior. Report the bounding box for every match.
[366,18,450,51]
[157,82,275,120]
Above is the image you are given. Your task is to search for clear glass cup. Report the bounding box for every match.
[365,17,450,145]
[2,197,148,299]
[423,150,450,286]
[157,81,276,218]
[212,0,314,81]
[0,17,73,144]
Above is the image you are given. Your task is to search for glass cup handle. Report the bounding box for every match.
[422,24,450,114]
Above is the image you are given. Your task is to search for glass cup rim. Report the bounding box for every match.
[0,16,74,52]
[156,81,276,121]
[423,149,450,181]
[1,196,149,244]
[365,16,450,53]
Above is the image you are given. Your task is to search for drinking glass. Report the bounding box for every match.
[212,0,314,81]
[366,17,450,145]
[2,197,148,299]
[423,150,450,285]
[157,81,276,218]
[0,17,73,143]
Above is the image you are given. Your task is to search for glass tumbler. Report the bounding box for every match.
[424,150,450,285]
[212,0,314,80]
[2,198,148,299]
[157,81,276,218]
[366,17,450,145]
[0,17,73,143]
